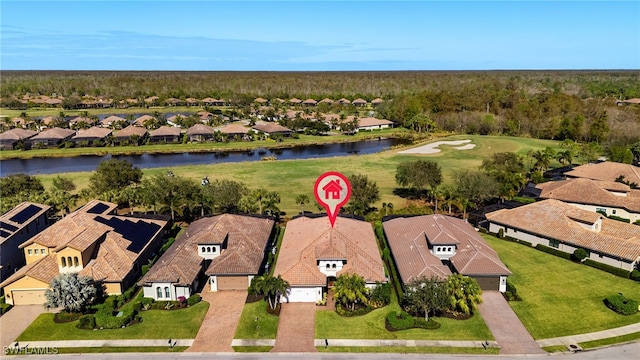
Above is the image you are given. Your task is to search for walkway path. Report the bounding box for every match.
[185,290,247,352]
[477,291,545,354]
[271,303,317,352]
[537,322,640,348]
[0,305,48,348]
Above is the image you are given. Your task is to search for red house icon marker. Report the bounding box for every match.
[322,179,342,200]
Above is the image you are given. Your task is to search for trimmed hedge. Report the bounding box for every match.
[0,303,13,315]
[631,269,640,282]
[608,215,631,223]
[414,317,441,330]
[386,311,414,330]
[504,281,522,301]
[77,314,96,330]
[535,244,572,260]
[336,304,373,317]
[584,259,631,279]
[95,308,137,329]
[573,248,588,262]
[604,294,638,315]
[161,237,176,253]
[53,311,81,323]
[187,294,202,306]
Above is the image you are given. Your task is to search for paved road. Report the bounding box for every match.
[477,290,545,354]
[185,290,247,352]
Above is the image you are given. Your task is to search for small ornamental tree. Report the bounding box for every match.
[573,248,588,262]
[333,273,369,311]
[446,274,482,316]
[404,276,448,321]
[45,273,97,314]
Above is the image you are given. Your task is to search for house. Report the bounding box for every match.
[0,202,51,282]
[139,214,274,300]
[615,98,640,106]
[185,98,199,107]
[302,99,317,107]
[149,126,181,143]
[535,178,640,223]
[164,98,184,107]
[69,116,96,128]
[0,200,168,305]
[352,98,367,107]
[29,128,75,148]
[144,96,159,106]
[371,98,384,107]
[0,128,37,150]
[383,215,511,292]
[565,162,640,185]
[133,114,156,127]
[72,127,112,146]
[113,125,148,145]
[486,199,640,272]
[254,97,269,105]
[337,98,351,105]
[274,216,386,303]
[319,98,334,105]
[186,124,216,142]
[322,180,343,200]
[202,98,225,107]
[356,117,394,131]
[289,98,302,106]
[216,123,249,139]
[251,121,292,137]
[100,115,126,128]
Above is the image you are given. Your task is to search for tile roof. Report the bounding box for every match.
[357,117,394,128]
[319,98,334,104]
[72,127,112,140]
[30,128,75,141]
[537,178,640,213]
[486,199,640,262]
[140,215,273,285]
[251,121,291,134]
[289,98,302,104]
[254,97,268,103]
[186,124,216,135]
[565,162,640,185]
[0,202,51,244]
[0,128,37,141]
[217,123,249,134]
[352,98,367,104]
[302,99,317,105]
[101,115,125,125]
[371,98,384,104]
[1,202,167,287]
[149,126,181,137]
[114,125,147,138]
[69,116,96,125]
[133,114,156,126]
[383,215,510,283]
[274,217,385,286]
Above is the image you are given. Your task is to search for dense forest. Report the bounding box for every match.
[1,70,639,145]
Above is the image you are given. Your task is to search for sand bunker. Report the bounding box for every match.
[399,140,475,154]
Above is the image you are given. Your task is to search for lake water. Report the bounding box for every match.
[0,138,407,176]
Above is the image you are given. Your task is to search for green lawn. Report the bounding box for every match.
[579,332,640,349]
[315,306,493,340]
[17,301,209,341]
[234,300,279,339]
[483,235,640,339]
[317,346,499,354]
[56,346,188,354]
[32,135,561,217]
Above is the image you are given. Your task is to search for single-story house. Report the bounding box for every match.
[100,115,126,128]
[337,98,351,105]
[0,200,168,305]
[0,202,51,282]
[254,97,269,105]
[149,126,181,143]
[356,117,394,132]
[565,161,640,185]
[289,98,302,105]
[319,98,334,105]
[371,98,384,107]
[113,125,148,145]
[201,98,225,106]
[486,199,640,272]
[535,178,640,223]
[139,214,274,300]
[185,98,199,106]
[72,126,112,146]
[216,123,249,139]
[383,215,511,292]
[69,116,96,128]
[165,98,184,106]
[29,128,76,148]
[133,115,156,127]
[186,124,216,142]
[251,121,292,137]
[352,98,367,107]
[302,99,317,107]
[0,128,37,150]
[274,216,386,303]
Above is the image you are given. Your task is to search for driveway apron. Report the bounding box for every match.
[477,291,545,354]
[0,305,48,348]
[186,290,247,352]
[271,303,317,352]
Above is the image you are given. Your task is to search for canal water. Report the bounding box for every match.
[0,138,407,176]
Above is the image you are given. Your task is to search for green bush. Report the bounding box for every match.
[608,215,631,223]
[123,286,137,301]
[504,282,522,301]
[95,308,137,329]
[631,269,640,282]
[141,264,150,275]
[414,317,441,330]
[53,311,82,323]
[0,295,5,304]
[369,282,391,308]
[132,302,142,312]
[583,259,631,279]
[77,314,96,330]
[335,304,373,317]
[141,297,154,306]
[604,294,638,315]
[573,248,588,261]
[386,311,414,330]
[497,228,504,239]
[535,244,572,260]
[499,235,532,247]
[104,295,118,309]
[161,237,176,253]
[0,303,12,315]
[187,294,202,306]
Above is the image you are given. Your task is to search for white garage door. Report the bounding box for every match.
[286,287,321,303]
[12,289,46,305]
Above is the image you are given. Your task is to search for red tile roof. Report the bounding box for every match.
[252,121,291,134]
[30,128,75,141]
[274,217,385,286]
[114,125,147,138]
[565,162,640,185]
[72,127,112,140]
[149,126,181,137]
[486,199,640,262]
[186,124,216,135]
[217,123,249,134]
[537,178,640,213]
[0,128,37,141]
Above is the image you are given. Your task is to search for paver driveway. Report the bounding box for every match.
[271,303,317,352]
[186,290,247,352]
[477,291,545,354]
[0,305,48,348]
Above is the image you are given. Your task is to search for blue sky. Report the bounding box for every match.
[1,1,639,70]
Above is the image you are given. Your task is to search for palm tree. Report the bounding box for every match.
[333,273,369,311]
[45,273,97,314]
[381,202,394,217]
[295,194,310,214]
[446,274,482,316]
[253,274,290,310]
[556,150,573,167]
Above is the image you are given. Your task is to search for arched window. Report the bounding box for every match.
[207,247,211,253]
[212,247,216,253]
[74,257,79,267]
[326,264,330,269]
[332,263,337,269]
[164,287,170,298]
[67,257,72,267]
[156,287,162,298]
[201,246,206,253]
[447,247,452,252]
[61,257,67,267]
